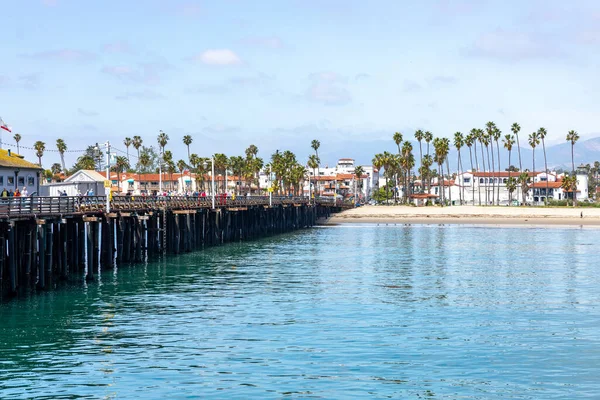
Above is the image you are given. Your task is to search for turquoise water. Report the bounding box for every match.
[1,224,599,399]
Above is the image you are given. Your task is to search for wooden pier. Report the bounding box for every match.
[0,195,344,300]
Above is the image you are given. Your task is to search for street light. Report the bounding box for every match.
[203,157,215,209]
[94,142,111,212]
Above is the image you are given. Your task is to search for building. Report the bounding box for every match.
[40,169,107,196]
[306,158,378,199]
[0,149,42,194]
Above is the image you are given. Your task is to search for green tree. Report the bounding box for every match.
[465,132,476,205]
[561,174,577,207]
[157,130,169,154]
[132,135,143,168]
[511,123,523,173]
[502,134,515,204]
[183,135,193,162]
[424,131,433,157]
[311,140,321,197]
[123,137,132,163]
[506,176,517,203]
[13,133,21,154]
[112,156,130,191]
[518,172,530,205]
[538,127,549,204]
[528,131,540,203]
[56,138,67,172]
[33,140,45,167]
[454,132,465,204]
[566,130,580,206]
[353,165,365,201]
[51,162,62,176]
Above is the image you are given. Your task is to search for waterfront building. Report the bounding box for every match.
[306,158,378,199]
[0,149,42,194]
[41,169,106,196]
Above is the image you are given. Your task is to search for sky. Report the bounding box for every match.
[2,0,600,168]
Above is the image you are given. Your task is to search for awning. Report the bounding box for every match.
[127,179,135,183]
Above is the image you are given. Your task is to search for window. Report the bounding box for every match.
[503,178,507,183]
[18,177,25,186]
[27,176,35,186]
[0,176,3,186]
[463,178,471,183]
[7,176,14,185]
[479,178,484,184]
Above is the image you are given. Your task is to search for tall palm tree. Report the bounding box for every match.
[33,141,45,167]
[13,133,21,154]
[415,130,424,175]
[157,130,169,154]
[566,130,580,206]
[511,123,522,172]
[528,131,540,204]
[183,135,193,162]
[493,127,502,205]
[506,177,517,204]
[393,132,403,153]
[538,127,549,204]
[123,137,132,163]
[470,128,481,205]
[503,134,515,204]
[465,132,475,205]
[308,154,319,198]
[441,138,451,205]
[477,129,488,205]
[213,153,228,193]
[401,141,414,203]
[424,131,434,193]
[372,153,386,203]
[421,154,433,195]
[311,140,321,196]
[433,138,445,205]
[132,135,143,164]
[454,132,465,205]
[56,138,67,172]
[485,122,497,205]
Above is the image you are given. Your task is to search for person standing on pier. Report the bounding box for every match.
[1,188,7,198]
[21,186,27,197]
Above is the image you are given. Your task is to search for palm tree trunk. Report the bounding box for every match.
[489,141,495,205]
[532,149,536,205]
[542,139,548,204]
[508,150,512,204]
[572,144,577,207]
[473,142,481,205]
[486,144,493,205]
[516,133,523,172]
[496,140,501,205]
[480,142,487,205]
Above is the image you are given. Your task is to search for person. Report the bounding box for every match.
[1,188,8,199]
[8,190,13,197]
[60,190,67,196]
[21,187,28,197]
[14,189,20,197]
[88,188,94,196]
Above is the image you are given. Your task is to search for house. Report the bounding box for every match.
[409,193,438,207]
[40,169,107,196]
[306,158,378,199]
[0,149,42,194]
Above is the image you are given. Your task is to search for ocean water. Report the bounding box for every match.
[1,224,599,399]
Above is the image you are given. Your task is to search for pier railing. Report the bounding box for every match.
[0,195,340,217]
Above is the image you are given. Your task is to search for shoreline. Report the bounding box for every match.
[324,205,600,227]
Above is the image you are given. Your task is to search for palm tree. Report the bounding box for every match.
[113,156,130,191]
[123,137,132,163]
[469,129,481,205]
[33,141,45,167]
[75,155,96,171]
[441,138,451,205]
[132,135,143,165]
[13,133,21,154]
[518,172,530,205]
[511,123,523,173]
[353,165,365,201]
[183,135,193,161]
[393,132,403,153]
[51,163,62,176]
[401,141,414,203]
[566,130,580,206]
[424,131,433,157]
[55,138,67,172]
[538,127,549,204]
[311,140,321,197]
[138,151,151,192]
[503,134,515,203]
[454,132,464,205]
[433,138,445,205]
[157,130,169,154]
[372,153,386,203]
[307,154,319,198]
[506,177,517,202]
[528,131,540,204]
[485,122,497,205]
[493,127,501,205]
[213,153,228,193]
[465,132,476,205]
[561,174,577,207]
[415,130,424,175]
[477,129,488,205]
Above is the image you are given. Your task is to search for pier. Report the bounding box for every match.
[0,195,345,300]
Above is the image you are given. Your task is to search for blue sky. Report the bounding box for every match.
[2,0,600,167]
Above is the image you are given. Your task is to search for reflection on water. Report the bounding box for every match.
[1,225,600,399]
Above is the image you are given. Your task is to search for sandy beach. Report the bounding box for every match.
[325,205,600,227]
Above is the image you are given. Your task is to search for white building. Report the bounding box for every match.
[41,169,107,196]
[306,158,379,199]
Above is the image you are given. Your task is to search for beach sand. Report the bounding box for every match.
[325,205,600,227]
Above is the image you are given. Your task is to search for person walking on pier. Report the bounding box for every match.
[21,186,28,197]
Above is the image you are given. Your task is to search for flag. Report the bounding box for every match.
[0,117,11,133]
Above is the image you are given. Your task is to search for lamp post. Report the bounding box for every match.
[204,158,215,209]
[159,152,163,195]
[269,164,272,207]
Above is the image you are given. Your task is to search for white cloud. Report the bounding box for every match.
[466,29,560,61]
[195,49,241,66]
